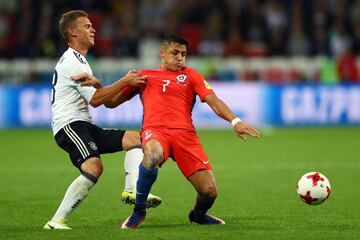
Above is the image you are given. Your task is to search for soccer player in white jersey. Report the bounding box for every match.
[44,10,161,230]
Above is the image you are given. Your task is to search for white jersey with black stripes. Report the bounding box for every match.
[51,47,96,135]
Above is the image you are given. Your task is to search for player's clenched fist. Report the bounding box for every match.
[123,69,147,87]
[71,72,102,88]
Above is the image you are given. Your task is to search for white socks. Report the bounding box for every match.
[50,147,143,222]
[124,146,143,193]
[52,174,95,222]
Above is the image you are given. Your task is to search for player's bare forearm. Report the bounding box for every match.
[71,70,146,108]
[205,93,260,141]
[104,92,129,108]
[204,94,236,122]
[90,79,129,107]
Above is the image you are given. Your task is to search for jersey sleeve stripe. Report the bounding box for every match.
[73,51,86,64]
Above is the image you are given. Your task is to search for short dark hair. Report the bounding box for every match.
[161,34,189,49]
[59,10,88,42]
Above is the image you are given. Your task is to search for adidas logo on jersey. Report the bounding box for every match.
[73,51,86,64]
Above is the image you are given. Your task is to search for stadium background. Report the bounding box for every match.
[0,0,360,128]
[1,1,360,239]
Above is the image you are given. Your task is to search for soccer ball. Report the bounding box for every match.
[297,172,331,205]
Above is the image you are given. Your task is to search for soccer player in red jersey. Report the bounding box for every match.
[78,34,260,228]
[118,34,261,229]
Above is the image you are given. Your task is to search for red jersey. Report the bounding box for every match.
[122,66,214,130]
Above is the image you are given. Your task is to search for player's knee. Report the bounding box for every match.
[208,184,218,199]
[92,164,103,177]
[87,162,103,177]
[144,150,163,168]
[81,158,103,178]
[142,140,164,168]
[200,184,217,199]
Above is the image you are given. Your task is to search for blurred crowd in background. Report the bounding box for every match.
[1,0,360,83]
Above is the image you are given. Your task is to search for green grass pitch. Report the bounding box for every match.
[0,127,359,240]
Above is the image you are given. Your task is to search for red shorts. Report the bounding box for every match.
[141,127,212,177]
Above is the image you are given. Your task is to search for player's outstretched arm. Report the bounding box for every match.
[104,85,141,108]
[204,93,260,141]
[71,70,146,108]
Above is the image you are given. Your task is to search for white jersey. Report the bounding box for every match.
[51,47,96,135]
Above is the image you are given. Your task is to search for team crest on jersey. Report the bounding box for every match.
[176,74,188,84]
[88,141,98,150]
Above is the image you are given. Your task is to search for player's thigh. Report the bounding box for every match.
[141,128,170,165]
[122,131,141,150]
[55,121,101,170]
[92,125,126,153]
[171,130,212,177]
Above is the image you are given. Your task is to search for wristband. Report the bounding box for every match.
[231,117,242,127]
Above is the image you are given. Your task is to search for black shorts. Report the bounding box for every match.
[55,121,126,169]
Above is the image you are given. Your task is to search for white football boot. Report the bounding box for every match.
[43,220,71,230]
